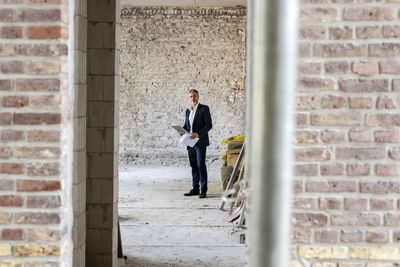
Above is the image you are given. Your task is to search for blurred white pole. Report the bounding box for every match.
[246,0,300,266]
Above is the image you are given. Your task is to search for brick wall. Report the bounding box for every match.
[119,7,246,164]
[0,0,73,266]
[291,1,400,266]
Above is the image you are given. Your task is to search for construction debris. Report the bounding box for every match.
[220,139,244,190]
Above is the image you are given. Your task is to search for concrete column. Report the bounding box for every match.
[247,0,299,266]
[86,0,120,266]
[72,0,88,266]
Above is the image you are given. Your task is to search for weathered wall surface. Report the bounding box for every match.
[119,7,246,164]
[0,0,73,266]
[291,1,400,266]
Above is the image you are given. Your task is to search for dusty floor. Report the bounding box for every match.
[118,164,247,267]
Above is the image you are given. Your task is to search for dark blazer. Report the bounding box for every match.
[183,103,212,148]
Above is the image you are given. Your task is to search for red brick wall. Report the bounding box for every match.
[0,0,71,265]
[292,1,400,266]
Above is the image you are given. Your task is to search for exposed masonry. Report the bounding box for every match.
[0,0,71,266]
[290,1,400,266]
[86,0,120,266]
[119,7,246,164]
[1,1,400,266]
[72,0,87,266]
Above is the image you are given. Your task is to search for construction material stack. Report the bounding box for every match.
[220,139,244,189]
[219,140,247,228]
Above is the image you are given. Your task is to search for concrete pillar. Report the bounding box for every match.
[247,0,299,266]
[86,0,120,266]
[73,0,88,266]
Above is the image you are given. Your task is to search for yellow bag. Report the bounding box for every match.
[221,135,245,147]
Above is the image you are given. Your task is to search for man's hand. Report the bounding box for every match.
[177,130,183,136]
[190,133,199,139]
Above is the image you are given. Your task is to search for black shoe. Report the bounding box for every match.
[199,192,207,198]
[184,189,199,196]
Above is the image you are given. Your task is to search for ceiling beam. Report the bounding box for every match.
[194,0,246,6]
[121,0,246,7]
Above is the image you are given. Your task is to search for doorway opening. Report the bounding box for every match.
[117,3,248,267]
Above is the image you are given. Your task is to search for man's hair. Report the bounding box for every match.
[189,89,199,95]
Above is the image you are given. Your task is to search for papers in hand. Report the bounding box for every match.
[171,126,199,147]
[179,133,199,148]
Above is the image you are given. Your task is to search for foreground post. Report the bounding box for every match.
[246,0,300,266]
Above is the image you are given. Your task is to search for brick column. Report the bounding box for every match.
[86,0,120,266]
[0,0,73,266]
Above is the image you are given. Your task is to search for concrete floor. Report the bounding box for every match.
[118,164,247,267]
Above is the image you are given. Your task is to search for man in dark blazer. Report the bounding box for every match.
[181,89,212,198]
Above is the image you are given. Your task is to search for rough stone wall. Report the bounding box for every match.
[119,7,246,165]
[0,0,73,266]
[291,1,400,266]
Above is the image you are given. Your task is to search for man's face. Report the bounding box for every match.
[189,92,199,105]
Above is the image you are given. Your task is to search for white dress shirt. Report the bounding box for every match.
[189,103,199,133]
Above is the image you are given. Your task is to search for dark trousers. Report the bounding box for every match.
[188,146,208,193]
